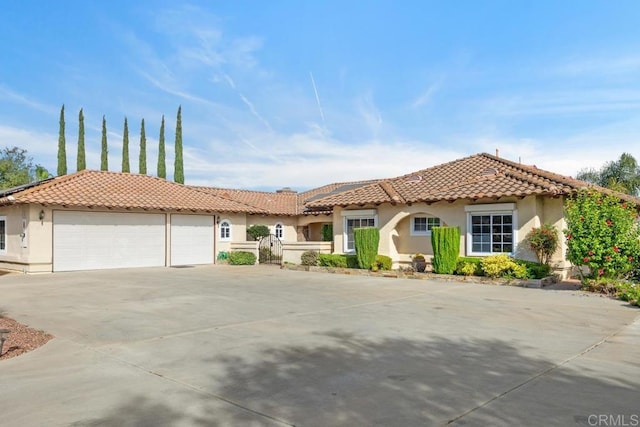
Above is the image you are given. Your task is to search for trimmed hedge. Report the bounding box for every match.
[431,226,460,274]
[372,255,392,271]
[454,256,551,279]
[321,224,333,242]
[354,227,379,269]
[228,251,257,265]
[319,254,359,268]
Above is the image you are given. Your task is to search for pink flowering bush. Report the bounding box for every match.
[564,189,640,279]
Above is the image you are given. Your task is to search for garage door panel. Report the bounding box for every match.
[53,211,166,272]
[170,215,214,266]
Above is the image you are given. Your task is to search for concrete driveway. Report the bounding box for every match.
[0,266,638,427]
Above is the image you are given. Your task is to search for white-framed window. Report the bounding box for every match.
[465,204,517,256]
[219,219,231,241]
[274,222,284,240]
[410,216,441,236]
[341,209,377,252]
[0,216,6,254]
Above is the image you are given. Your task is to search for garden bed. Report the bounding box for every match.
[282,264,557,288]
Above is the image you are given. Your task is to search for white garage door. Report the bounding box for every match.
[53,211,166,272]
[170,214,214,266]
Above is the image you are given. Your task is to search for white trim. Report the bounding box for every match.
[219,219,232,241]
[0,216,6,254]
[340,209,377,217]
[465,203,516,213]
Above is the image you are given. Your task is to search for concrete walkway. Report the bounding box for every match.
[0,266,638,426]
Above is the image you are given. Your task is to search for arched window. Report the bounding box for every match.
[219,220,231,241]
[274,222,284,240]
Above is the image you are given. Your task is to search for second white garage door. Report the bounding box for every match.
[53,211,166,272]
[170,214,214,266]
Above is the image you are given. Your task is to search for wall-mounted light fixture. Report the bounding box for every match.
[39,210,45,221]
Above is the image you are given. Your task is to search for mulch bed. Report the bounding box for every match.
[0,315,54,361]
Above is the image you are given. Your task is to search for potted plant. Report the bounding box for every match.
[412,253,427,273]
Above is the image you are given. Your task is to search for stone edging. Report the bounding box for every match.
[281,264,557,288]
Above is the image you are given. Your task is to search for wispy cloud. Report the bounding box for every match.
[0,85,58,115]
[356,92,383,138]
[309,72,326,126]
[411,76,444,109]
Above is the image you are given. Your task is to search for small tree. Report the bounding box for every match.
[525,223,559,265]
[100,116,108,171]
[77,108,86,171]
[431,226,460,274]
[157,115,166,178]
[57,104,67,176]
[564,189,640,279]
[122,117,130,173]
[247,224,270,241]
[139,118,147,174]
[354,227,379,269]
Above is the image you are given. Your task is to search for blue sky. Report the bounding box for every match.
[1,1,639,190]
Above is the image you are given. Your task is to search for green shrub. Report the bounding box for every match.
[431,226,460,274]
[482,254,528,279]
[517,259,551,279]
[301,250,320,266]
[455,257,483,276]
[216,251,229,261]
[228,251,257,265]
[371,255,392,271]
[526,223,559,265]
[354,227,379,269]
[565,189,640,279]
[616,282,640,306]
[346,254,359,268]
[319,254,348,268]
[321,224,333,242]
[247,224,270,241]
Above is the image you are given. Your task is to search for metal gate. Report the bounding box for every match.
[259,234,283,265]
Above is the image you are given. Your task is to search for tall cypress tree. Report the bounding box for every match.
[77,108,86,171]
[100,115,108,171]
[174,106,184,183]
[122,117,130,173]
[57,104,67,176]
[157,115,166,178]
[139,118,147,174]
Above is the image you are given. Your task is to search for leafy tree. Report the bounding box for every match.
[77,108,86,171]
[100,115,108,171]
[139,118,147,174]
[174,106,184,183]
[0,147,48,189]
[157,115,166,178]
[525,223,559,265]
[564,189,640,279]
[57,104,67,176]
[577,153,640,196]
[247,224,270,241]
[122,117,130,173]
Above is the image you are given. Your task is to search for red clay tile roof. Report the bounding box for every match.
[304,153,640,209]
[191,186,299,216]
[0,170,265,213]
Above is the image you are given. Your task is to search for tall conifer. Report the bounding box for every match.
[174,106,184,183]
[139,118,147,174]
[122,117,130,173]
[157,115,166,178]
[100,116,108,171]
[57,105,67,175]
[77,108,86,171]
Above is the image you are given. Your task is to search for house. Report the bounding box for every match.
[0,152,636,275]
